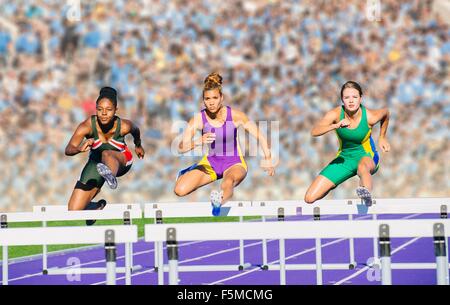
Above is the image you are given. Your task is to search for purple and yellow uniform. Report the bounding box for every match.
[178,106,247,181]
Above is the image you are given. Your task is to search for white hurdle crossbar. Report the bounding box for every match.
[0,225,137,285]
[253,198,450,207]
[1,208,142,285]
[143,202,296,285]
[145,219,450,285]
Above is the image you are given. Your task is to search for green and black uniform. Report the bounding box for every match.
[76,116,133,190]
[319,105,380,186]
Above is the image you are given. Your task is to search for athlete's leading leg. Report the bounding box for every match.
[356,157,376,205]
[220,164,247,205]
[97,150,127,189]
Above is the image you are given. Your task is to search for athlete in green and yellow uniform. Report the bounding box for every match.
[65,87,145,217]
[304,81,390,205]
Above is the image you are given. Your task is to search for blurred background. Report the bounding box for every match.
[0,0,448,211]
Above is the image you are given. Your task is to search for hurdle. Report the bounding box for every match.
[253,200,449,271]
[300,201,450,284]
[32,203,142,280]
[0,209,142,285]
[0,225,137,285]
[143,202,296,285]
[145,201,251,276]
[145,219,450,285]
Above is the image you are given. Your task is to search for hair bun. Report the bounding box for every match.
[204,73,222,86]
[99,86,117,98]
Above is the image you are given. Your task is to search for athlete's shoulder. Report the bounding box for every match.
[117,117,134,134]
[326,106,341,117]
[80,116,94,128]
[230,108,247,120]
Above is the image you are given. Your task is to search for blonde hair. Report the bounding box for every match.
[203,72,223,98]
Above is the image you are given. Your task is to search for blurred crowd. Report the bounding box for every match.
[0,0,448,211]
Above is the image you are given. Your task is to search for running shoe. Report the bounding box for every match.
[97,163,117,189]
[356,186,373,206]
[210,190,223,216]
[86,199,107,226]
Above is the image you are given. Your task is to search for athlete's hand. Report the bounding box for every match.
[135,145,145,159]
[79,138,95,152]
[260,158,275,176]
[378,137,390,153]
[202,132,216,144]
[335,118,350,129]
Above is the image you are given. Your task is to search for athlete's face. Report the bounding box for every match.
[341,88,362,112]
[203,89,223,113]
[96,98,116,125]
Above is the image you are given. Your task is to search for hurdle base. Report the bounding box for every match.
[266,263,351,271]
[160,264,251,272]
[46,265,142,275]
[239,263,252,271]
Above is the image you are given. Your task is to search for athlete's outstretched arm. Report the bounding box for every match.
[121,119,145,159]
[178,113,214,154]
[65,119,93,156]
[232,109,274,176]
[368,108,390,152]
[311,107,346,137]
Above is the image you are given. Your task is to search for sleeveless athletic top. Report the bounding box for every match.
[335,105,378,162]
[201,106,240,158]
[88,115,128,162]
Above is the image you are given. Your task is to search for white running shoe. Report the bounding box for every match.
[356,186,373,206]
[210,190,223,216]
[96,163,118,189]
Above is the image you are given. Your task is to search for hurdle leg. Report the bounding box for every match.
[373,214,379,263]
[167,228,178,285]
[158,242,164,285]
[348,214,356,269]
[315,238,323,285]
[129,218,134,271]
[1,216,8,285]
[154,241,158,269]
[42,220,48,274]
[238,216,248,270]
[125,243,131,285]
[105,230,117,285]
[279,238,286,285]
[447,236,450,285]
[379,225,392,285]
[433,224,447,285]
[261,216,268,270]
[2,246,8,285]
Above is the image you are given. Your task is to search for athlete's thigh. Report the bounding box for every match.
[176,168,214,193]
[358,156,376,173]
[305,175,336,199]
[222,164,247,187]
